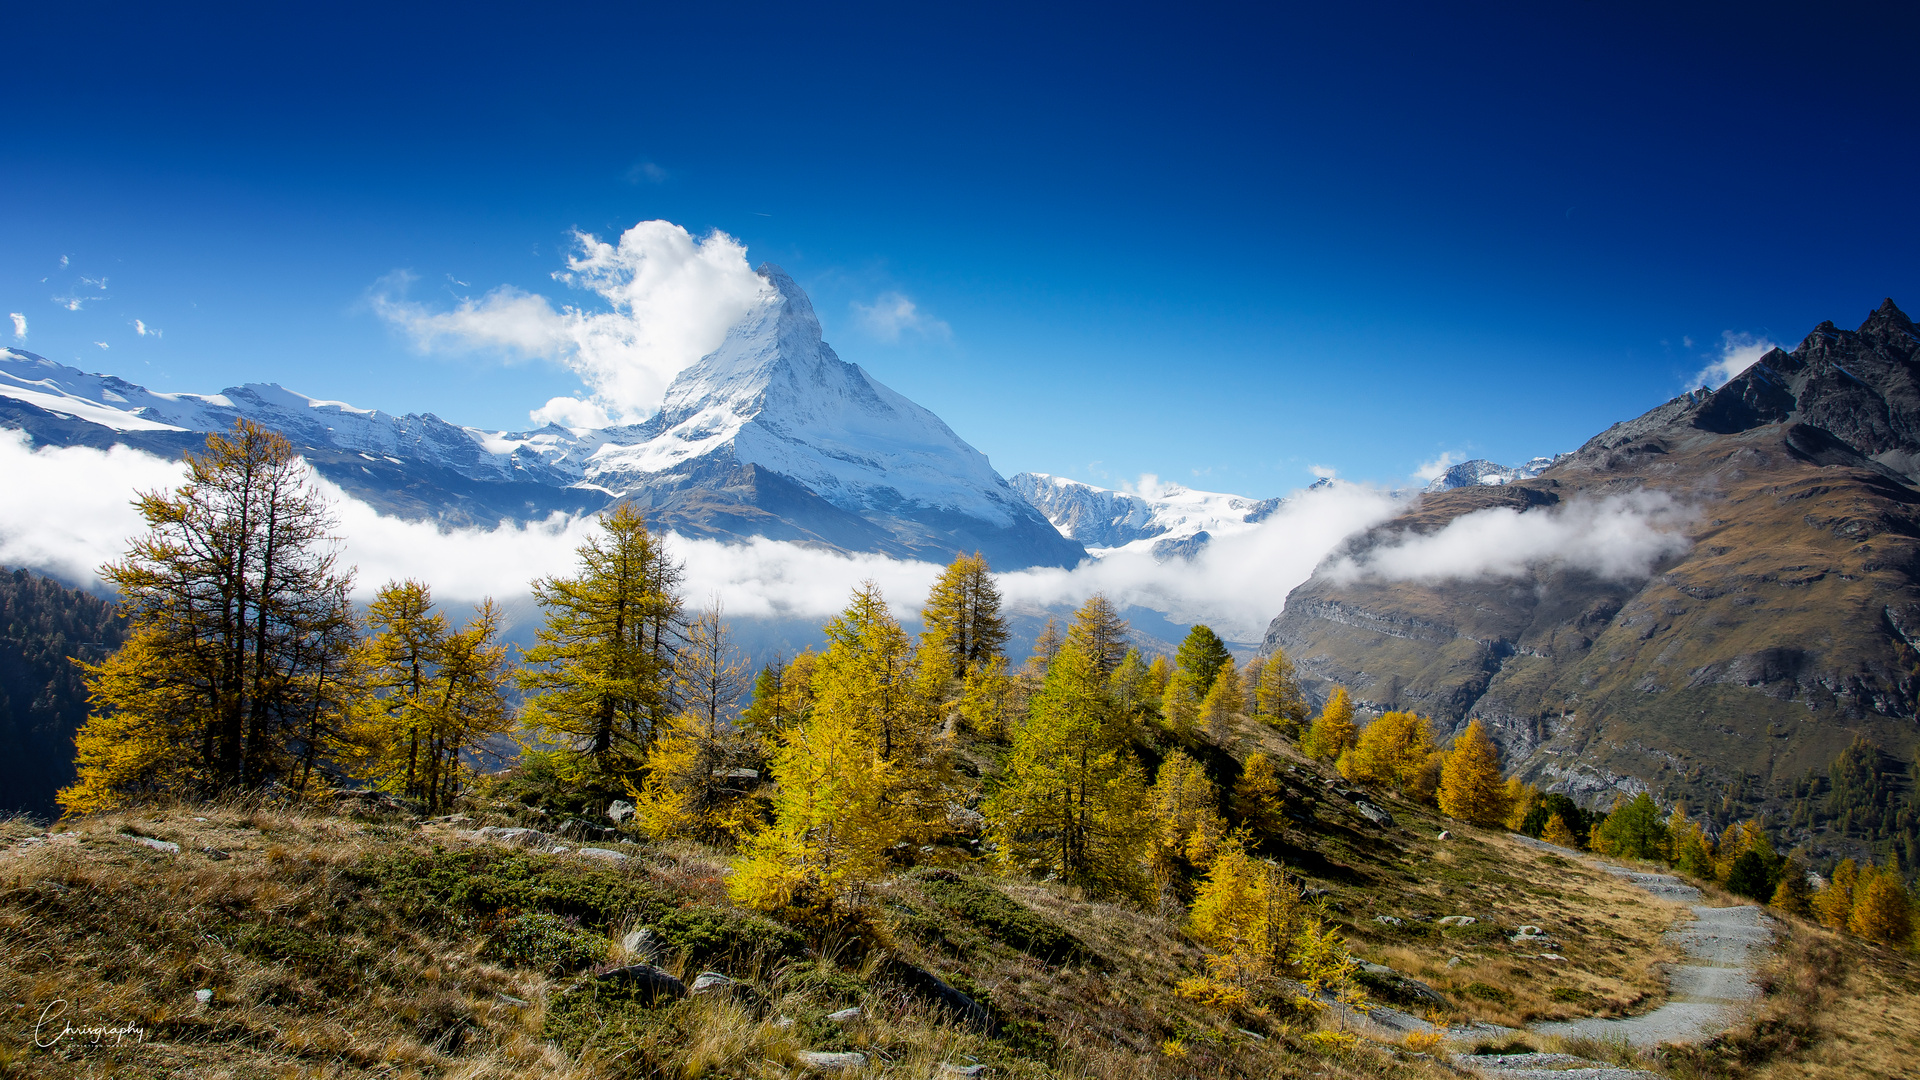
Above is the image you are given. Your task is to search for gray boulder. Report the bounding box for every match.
[577,963,685,1002]
[607,800,634,824]
[795,1051,867,1072]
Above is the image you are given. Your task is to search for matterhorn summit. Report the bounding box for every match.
[0,266,1083,569]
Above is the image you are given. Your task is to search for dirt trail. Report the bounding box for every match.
[1531,862,1774,1048]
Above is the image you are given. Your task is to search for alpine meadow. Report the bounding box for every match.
[7,4,1920,1078]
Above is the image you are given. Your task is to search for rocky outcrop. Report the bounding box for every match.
[1264,300,1920,811]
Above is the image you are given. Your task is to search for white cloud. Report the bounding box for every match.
[1414,451,1460,483]
[1120,473,1168,499]
[133,319,160,338]
[9,313,24,339]
[1692,331,1778,389]
[57,256,68,269]
[59,298,86,312]
[373,221,770,425]
[1325,491,1693,585]
[999,482,1408,639]
[1309,465,1338,480]
[528,396,614,430]
[94,342,109,350]
[851,292,951,343]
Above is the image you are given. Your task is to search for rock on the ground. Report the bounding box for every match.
[622,927,663,961]
[607,800,634,824]
[477,826,552,848]
[937,1065,989,1078]
[576,846,629,862]
[126,835,180,854]
[689,972,736,995]
[795,1050,867,1072]
[579,963,686,1001]
[826,1006,862,1023]
[880,958,992,1031]
[1353,800,1395,826]
[1438,915,1477,927]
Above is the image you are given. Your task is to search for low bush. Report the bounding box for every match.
[486,911,609,973]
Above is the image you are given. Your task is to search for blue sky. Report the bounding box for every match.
[6,1,1918,497]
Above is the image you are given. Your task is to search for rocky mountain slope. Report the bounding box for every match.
[1009,472,1282,559]
[1425,455,1566,493]
[0,266,1082,569]
[1264,299,1920,812]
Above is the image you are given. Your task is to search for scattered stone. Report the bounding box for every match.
[1438,830,1451,840]
[1511,925,1559,946]
[711,767,760,782]
[576,847,629,863]
[773,1015,795,1029]
[1353,800,1395,827]
[127,834,180,854]
[194,988,213,1005]
[578,963,685,1001]
[477,826,552,848]
[938,1065,989,1078]
[880,958,993,1031]
[607,800,635,824]
[1438,915,1477,927]
[622,927,663,961]
[690,972,737,995]
[795,1050,867,1072]
[495,992,529,1007]
[545,845,573,855]
[193,816,208,822]
[1234,1027,1266,1041]
[1538,953,1566,961]
[1447,957,1465,968]
[826,1006,863,1024]
[200,847,230,860]
[1374,915,1404,926]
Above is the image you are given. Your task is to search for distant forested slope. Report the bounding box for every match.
[0,569,122,819]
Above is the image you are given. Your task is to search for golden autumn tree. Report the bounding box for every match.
[1184,833,1356,1003]
[1300,686,1356,762]
[1814,858,1858,931]
[738,650,818,742]
[1339,709,1434,793]
[920,552,1009,680]
[1253,646,1311,735]
[958,654,1016,740]
[517,502,682,789]
[1437,719,1509,825]
[731,584,940,916]
[1065,594,1132,678]
[1146,750,1228,888]
[1198,657,1245,742]
[1848,864,1915,947]
[985,632,1149,898]
[62,421,358,813]
[1231,752,1288,840]
[636,602,758,845]
[1542,813,1582,849]
[1770,858,1815,918]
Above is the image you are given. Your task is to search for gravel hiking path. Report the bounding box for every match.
[1526,847,1775,1050]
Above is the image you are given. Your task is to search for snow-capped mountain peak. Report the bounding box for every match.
[1009,472,1283,559]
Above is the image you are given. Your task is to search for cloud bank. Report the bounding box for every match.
[852,292,950,343]
[1692,331,1779,389]
[1325,492,1693,585]
[373,221,771,426]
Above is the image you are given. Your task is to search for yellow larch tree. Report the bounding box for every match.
[1232,752,1287,840]
[1300,686,1356,762]
[1437,719,1509,826]
[636,602,757,845]
[1185,833,1355,1003]
[1848,864,1915,947]
[919,551,1009,680]
[1542,813,1582,849]
[1253,647,1311,735]
[1339,709,1434,793]
[1146,750,1228,887]
[1198,657,1245,742]
[1814,859,1858,930]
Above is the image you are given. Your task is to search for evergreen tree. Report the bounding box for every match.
[920,552,1009,679]
[1669,809,1715,878]
[1300,687,1356,762]
[1174,625,1231,695]
[1436,719,1508,826]
[1065,594,1131,678]
[1253,646,1310,735]
[517,502,682,787]
[1588,792,1670,860]
[1713,819,1774,884]
[1848,864,1915,946]
[1108,648,1151,720]
[636,603,756,845]
[738,651,818,742]
[62,420,358,812]
[1146,750,1227,887]
[1814,859,1858,931]
[1162,671,1202,735]
[0,569,128,819]
[1198,657,1244,741]
[1239,656,1264,713]
[984,634,1149,898]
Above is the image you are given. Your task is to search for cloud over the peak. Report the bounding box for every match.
[1325,491,1693,585]
[9,313,24,339]
[1414,451,1460,483]
[1692,331,1779,390]
[373,221,770,425]
[852,291,950,343]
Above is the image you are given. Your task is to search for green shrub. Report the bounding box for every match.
[911,871,1096,965]
[487,912,609,973]
[358,847,669,930]
[655,905,805,968]
[1460,982,1516,1006]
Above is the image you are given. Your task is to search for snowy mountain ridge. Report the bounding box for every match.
[1008,472,1283,560]
[1423,454,1567,493]
[0,266,1082,568]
